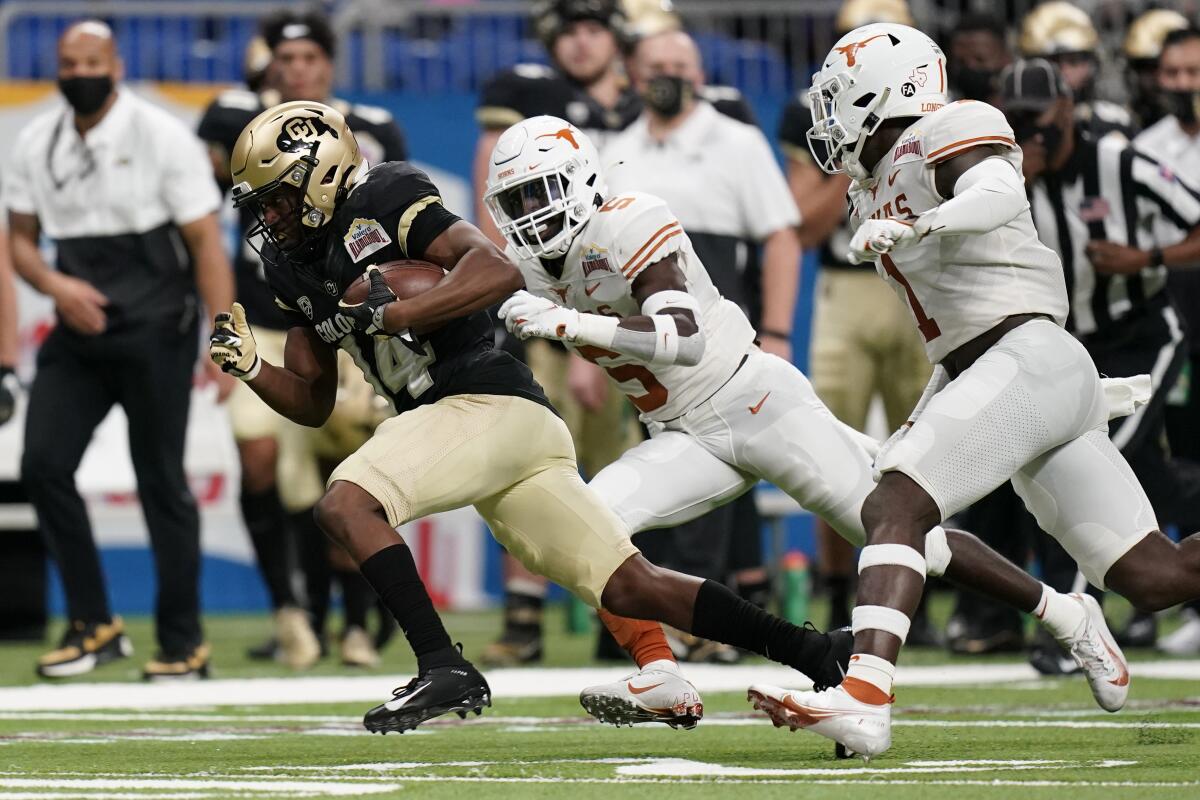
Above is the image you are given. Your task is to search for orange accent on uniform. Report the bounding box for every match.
[624,229,683,278]
[598,609,676,668]
[621,223,680,276]
[937,58,944,92]
[841,676,894,706]
[834,33,889,67]
[926,135,1016,162]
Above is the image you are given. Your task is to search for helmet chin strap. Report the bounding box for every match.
[843,87,891,185]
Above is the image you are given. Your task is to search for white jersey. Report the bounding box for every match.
[848,100,1068,363]
[511,191,756,421]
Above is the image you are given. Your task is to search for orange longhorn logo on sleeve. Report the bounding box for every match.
[536,128,580,150]
[834,33,892,67]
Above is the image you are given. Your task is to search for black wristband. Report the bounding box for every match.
[759,328,791,341]
[1149,247,1165,268]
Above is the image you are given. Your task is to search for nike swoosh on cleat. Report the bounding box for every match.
[1105,642,1130,686]
[627,681,665,695]
[384,682,429,711]
[748,392,771,415]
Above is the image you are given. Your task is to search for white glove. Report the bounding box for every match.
[847,218,925,264]
[498,290,581,342]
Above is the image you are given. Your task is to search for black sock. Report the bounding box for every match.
[359,544,463,673]
[827,575,852,630]
[241,487,296,608]
[291,509,331,637]
[338,568,372,630]
[690,579,830,674]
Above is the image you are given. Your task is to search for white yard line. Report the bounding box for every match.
[1,660,1197,712]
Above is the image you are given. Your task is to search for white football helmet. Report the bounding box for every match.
[484,115,606,260]
[808,23,947,181]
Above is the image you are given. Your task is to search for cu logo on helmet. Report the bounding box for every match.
[901,82,916,98]
[277,116,339,153]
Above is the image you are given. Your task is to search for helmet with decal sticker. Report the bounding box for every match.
[483,115,606,260]
[808,23,947,181]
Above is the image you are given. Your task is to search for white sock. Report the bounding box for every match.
[643,658,679,675]
[845,653,896,700]
[1034,584,1085,640]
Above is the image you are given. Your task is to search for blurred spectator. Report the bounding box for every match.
[998,57,1200,665]
[1019,1,1132,135]
[1135,26,1200,655]
[1124,9,1190,130]
[946,14,1013,103]
[777,0,934,640]
[604,28,799,654]
[197,10,409,670]
[6,21,233,679]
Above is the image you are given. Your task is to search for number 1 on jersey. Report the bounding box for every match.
[881,254,941,342]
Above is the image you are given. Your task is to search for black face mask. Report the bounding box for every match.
[951,65,995,102]
[1165,89,1200,125]
[58,75,114,115]
[643,75,693,119]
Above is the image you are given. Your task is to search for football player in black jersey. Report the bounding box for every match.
[473,0,760,669]
[209,100,852,733]
[198,11,409,670]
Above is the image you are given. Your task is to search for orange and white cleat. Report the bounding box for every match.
[1061,593,1129,712]
[747,683,892,760]
[580,665,703,730]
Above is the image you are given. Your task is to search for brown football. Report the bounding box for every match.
[342,260,446,334]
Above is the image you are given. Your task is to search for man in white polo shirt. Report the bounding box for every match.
[604,28,802,646]
[5,20,233,680]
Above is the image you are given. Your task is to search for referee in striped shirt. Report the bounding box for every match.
[994,58,1200,656]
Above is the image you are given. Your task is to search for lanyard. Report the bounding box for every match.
[47,112,97,192]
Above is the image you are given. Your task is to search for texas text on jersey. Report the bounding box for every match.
[848,100,1068,363]
[511,191,755,421]
[266,161,551,415]
[199,89,409,330]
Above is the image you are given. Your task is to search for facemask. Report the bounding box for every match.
[58,75,114,115]
[951,65,995,102]
[643,75,693,118]
[1165,89,1200,126]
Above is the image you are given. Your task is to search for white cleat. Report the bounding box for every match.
[1061,593,1129,712]
[747,683,891,760]
[579,666,703,729]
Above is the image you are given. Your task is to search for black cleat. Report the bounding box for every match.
[363,660,491,734]
[1028,628,1080,676]
[811,625,854,691]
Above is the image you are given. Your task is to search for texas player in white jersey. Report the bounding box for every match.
[484,113,1132,731]
[746,22,1200,760]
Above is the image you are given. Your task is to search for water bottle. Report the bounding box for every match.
[782,551,810,625]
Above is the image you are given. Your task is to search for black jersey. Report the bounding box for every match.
[198,89,409,330]
[477,63,757,143]
[265,162,551,416]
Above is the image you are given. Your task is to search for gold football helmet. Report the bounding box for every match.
[1125,9,1189,62]
[834,0,914,35]
[1020,1,1098,57]
[230,100,362,260]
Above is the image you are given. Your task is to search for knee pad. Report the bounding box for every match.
[924,526,951,578]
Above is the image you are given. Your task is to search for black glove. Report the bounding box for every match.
[0,366,19,426]
[339,266,397,335]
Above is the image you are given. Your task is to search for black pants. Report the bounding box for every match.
[954,301,1200,601]
[21,320,202,656]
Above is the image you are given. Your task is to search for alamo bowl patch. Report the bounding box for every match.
[344,218,392,262]
[581,244,614,276]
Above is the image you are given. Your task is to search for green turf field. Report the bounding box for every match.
[2,602,1198,799]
